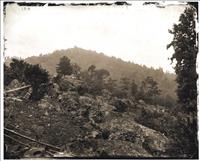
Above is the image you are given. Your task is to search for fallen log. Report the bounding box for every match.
[5,97,23,102]
[4,85,31,94]
[4,128,62,151]
[6,123,30,135]
[4,134,30,148]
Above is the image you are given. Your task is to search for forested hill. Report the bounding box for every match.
[10,47,177,99]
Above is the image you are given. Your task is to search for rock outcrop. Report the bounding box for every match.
[4,77,188,158]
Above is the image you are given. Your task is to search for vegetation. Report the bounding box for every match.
[81,65,110,95]
[167,6,198,113]
[4,64,14,86]
[138,76,161,105]
[4,58,49,100]
[24,64,49,100]
[56,56,73,76]
[10,48,177,108]
[4,3,198,159]
[167,5,198,158]
[21,47,177,101]
[130,79,137,97]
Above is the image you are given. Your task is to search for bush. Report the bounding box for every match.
[24,64,49,100]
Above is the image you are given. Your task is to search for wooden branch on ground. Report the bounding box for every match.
[4,128,62,151]
[4,85,31,94]
[5,123,30,135]
[5,97,23,102]
[4,134,30,148]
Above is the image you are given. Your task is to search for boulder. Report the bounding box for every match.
[48,83,60,98]
[58,79,76,91]
[138,99,145,105]
[95,140,152,158]
[96,129,111,140]
[101,117,170,156]
[89,110,105,124]
[58,75,83,92]
[8,79,21,89]
[111,98,128,112]
[79,96,96,109]
[38,99,53,109]
[58,91,79,104]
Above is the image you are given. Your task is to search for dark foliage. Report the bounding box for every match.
[137,76,161,104]
[112,98,128,112]
[72,63,81,77]
[56,56,73,76]
[9,58,28,82]
[105,78,117,94]
[81,65,110,95]
[131,80,138,97]
[24,64,49,100]
[167,7,198,112]
[167,6,198,158]
[119,77,131,98]
[4,58,49,101]
[4,64,14,86]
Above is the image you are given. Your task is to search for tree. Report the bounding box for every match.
[130,79,138,97]
[95,69,110,80]
[24,64,49,100]
[167,5,198,158]
[56,56,73,76]
[4,64,14,86]
[4,58,49,100]
[167,6,198,113]
[90,69,110,95]
[9,58,28,82]
[105,78,117,94]
[82,65,110,95]
[88,65,96,74]
[72,63,81,76]
[139,76,161,104]
[119,77,130,98]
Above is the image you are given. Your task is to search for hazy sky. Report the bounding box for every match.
[4,2,186,73]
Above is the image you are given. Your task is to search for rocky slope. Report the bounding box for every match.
[4,76,188,159]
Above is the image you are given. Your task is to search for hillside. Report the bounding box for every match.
[4,55,194,159]
[4,75,189,159]
[24,47,177,99]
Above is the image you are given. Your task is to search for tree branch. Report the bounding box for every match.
[4,85,31,94]
[4,134,30,148]
[4,128,62,151]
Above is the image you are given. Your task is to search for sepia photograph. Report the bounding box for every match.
[1,1,199,159]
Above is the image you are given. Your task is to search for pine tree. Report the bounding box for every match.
[4,64,14,86]
[72,63,81,76]
[119,77,130,98]
[106,78,117,94]
[56,56,73,76]
[131,79,138,97]
[139,76,161,104]
[167,5,198,158]
[24,64,49,100]
[9,58,28,82]
[167,6,198,113]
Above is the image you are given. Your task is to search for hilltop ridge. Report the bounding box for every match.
[20,47,177,99]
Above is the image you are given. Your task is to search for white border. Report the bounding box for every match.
[1,1,4,160]
[0,1,199,161]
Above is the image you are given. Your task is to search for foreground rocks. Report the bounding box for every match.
[4,77,190,158]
